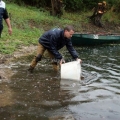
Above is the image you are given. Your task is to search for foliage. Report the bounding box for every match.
[5,0,120,12]
[0,3,73,54]
[0,2,119,54]
[63,0,83,11]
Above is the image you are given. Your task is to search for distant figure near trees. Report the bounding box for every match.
[0,0,12,37]
[51,0,63,18]
[89,1,107,28]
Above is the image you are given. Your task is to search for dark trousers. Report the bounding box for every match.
[90,13,103,27]
[0,26,3,38]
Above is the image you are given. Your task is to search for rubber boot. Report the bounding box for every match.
[28,66,34,73]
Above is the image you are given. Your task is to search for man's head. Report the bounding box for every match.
[102,1,106,6]
[64,25,75,39]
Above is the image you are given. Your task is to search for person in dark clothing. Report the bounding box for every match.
[28,25,82,72]
[89,1,107,27]
[0,0,12,37]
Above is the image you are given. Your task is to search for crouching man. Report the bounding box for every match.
[28,25,82,72]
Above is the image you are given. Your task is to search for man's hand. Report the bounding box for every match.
[5,18,12,35]
[59,59,65,65]
[76,58,82,63]
[8,27,12,35]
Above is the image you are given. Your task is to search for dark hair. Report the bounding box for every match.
[64,25,75,32]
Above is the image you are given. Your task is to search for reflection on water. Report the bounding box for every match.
[0,45,120,120]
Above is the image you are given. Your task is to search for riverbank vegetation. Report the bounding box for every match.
[0,0,120,54]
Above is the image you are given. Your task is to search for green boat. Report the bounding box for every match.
[71,33,120,46]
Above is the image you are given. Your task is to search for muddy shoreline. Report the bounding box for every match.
[0,45,37,80]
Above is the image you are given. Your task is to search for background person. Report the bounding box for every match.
[28,25,82,73]
[0,0,12,37]
[89,1,107,27]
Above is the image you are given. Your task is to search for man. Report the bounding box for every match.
[28,25,81,72]
[0,0,12,37]
[89,1,107,27]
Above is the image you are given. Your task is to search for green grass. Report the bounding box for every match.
[0,2,120,54]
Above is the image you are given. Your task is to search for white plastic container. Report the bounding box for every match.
[61,60,81,81]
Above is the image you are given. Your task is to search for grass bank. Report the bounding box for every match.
[1,2,120,54]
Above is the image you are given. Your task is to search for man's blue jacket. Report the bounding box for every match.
[39,28,78,60]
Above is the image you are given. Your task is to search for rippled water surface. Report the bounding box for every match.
[0,45,120,120]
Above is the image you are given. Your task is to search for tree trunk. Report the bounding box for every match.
[51,0,63,17]
[51,0,56,16]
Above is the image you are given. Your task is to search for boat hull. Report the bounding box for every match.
[71,33,120,46]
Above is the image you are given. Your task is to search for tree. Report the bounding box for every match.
[51,0,63,17]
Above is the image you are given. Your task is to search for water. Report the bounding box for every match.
[0,45,120,120]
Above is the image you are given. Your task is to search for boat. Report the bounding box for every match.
[71,33,120,46]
